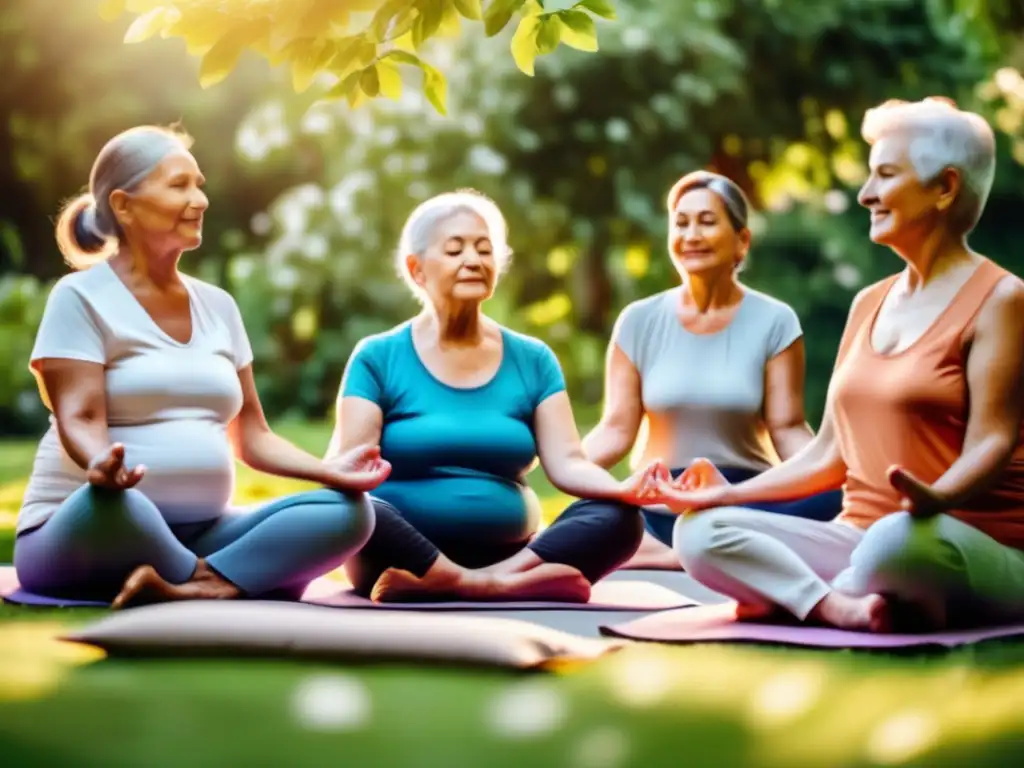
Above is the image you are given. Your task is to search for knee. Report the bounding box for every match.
[303,489,376,549]
[850,511,955,582]
[557,499,643,543]
[672,507,747,572]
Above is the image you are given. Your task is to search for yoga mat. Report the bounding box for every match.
[0,566,699,612]
[303,577,696,611]
[64,600,628,670]
[600,602,1024,649]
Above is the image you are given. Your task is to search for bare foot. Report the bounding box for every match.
[371,563,591,604]
[620,532,683,571]
[735,602,778,621]
[112,561,241,609]
[813,591,890,632]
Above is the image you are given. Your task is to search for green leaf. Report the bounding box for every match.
[166,9,234,56]
[510,16,541,75]
[484,0,527,37]
[453,0,483,20]
[388,7,422,42]
[376,60,403,99]
[329,36,377,77]
[575,0,616,20]
[199,37,244,88]
[413,0,444,48]
[123,8,168,44]
[359,65,381,97]
[125,0,166,11]
[423,67,448,114]
[535,17,561,54]
[378,49,447,113]
[197,22,268,88]
[556,9,598,51]
[437,2,463,36]
[326,69,360,99]
[97,0,126,22]
[367,0,412,42]
[291,38,338,92]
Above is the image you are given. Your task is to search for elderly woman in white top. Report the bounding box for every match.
[14,125,386,608]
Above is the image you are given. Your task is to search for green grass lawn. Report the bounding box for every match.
[1,423,1023,767]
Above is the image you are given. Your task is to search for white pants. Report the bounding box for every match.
[673,508,1024,624]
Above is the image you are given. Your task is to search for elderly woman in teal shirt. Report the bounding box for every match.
[328,190,655,602]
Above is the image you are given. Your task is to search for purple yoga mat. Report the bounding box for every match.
[302,579,696,611]
[0,566,696,612]
[600,602,1024,648]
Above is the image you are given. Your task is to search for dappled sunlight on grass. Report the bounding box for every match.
[1,427,1024,765]
[590,643,1024,767]
[0,622,104,702]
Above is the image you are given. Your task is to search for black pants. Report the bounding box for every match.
[346,497,645,597]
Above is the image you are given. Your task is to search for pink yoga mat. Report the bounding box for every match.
[601,602,1024,648]
[0,566,696,612]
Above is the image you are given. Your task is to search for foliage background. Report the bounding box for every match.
[2,0,1024,439]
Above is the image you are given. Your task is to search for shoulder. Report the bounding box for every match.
[500,326,558,361]
[44,265,116,311]
[184,276,240,314]
[977,271,1024,334]
[849,276,893,314]
[741,287,800,323]
[617,290,674,327]
[351,322,412,360]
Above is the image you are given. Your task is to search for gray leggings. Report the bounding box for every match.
[14,484,375,601]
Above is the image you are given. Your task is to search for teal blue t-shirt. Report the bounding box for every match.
[342,322,567,547]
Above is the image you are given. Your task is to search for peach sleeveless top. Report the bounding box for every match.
[831,258,1024,549]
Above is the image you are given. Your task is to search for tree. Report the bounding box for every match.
[103,0,619,113]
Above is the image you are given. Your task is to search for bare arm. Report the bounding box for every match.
[536,391,633,500]
[927,278,1024,506]
[763,338,815,461]
[326,396,384,461]
[39,359,112,471]
[228,365,340,484]
[724,405,846,505]
[581,343,644,469]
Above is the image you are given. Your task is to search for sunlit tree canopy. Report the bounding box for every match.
[100,0,619,113]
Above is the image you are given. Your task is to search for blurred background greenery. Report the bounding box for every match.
[3,0,1023,441]
[3,5,1024,766]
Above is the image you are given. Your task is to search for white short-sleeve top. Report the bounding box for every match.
[17,260,253,533]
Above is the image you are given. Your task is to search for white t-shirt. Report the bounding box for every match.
[17,260,253,534]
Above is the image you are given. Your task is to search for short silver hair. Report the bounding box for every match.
[861,97,996,232]
[396,189,512,300]
[55,125,193,269]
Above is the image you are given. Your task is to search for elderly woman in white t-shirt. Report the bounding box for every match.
[14,125,386,608]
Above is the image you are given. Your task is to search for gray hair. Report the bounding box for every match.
[861,97,996,233]
[668,170,750,232]
[396,189,512,300]
[54,125,193,270]
[667,170,752,271]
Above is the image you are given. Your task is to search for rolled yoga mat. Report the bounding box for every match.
[61,600,630,670]
[600,602,1024,649]
[0,565,699,612]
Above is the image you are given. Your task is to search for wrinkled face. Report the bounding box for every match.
[857,133,953,248]
[669,187,749,277]
[111,149,208,252]
[408,211,497,306]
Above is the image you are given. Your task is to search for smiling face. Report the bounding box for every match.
[110,149,209,252]
[857,133,957,249]
[669,187,750,278]
[406,210,497,308]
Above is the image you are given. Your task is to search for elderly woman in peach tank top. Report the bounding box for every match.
[647,97,1024,632]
